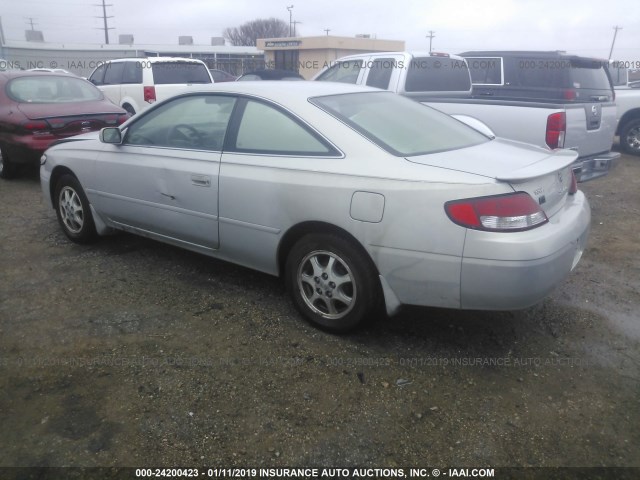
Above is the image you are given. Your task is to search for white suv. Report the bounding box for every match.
[88,57,213,115]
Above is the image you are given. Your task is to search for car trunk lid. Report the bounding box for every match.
[407,138,578,217]
[17,101,126,136]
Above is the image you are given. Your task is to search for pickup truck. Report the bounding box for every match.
[313,51,619,182]
[609,61,640,155]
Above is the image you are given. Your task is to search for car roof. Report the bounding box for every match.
[103,57,206,63]
[333,51,467,62]
[459,51,607,62]
[176,81,381,104]
[0,70,82,80]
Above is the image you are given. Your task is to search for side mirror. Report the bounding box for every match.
[100,127,123,144]
[451,114,496,139]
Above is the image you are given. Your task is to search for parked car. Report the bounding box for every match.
[0,71,128,179]
[313,51,472,98]
[608,60,640,155]
[87,57,212,115]
[315,50,619,182]
[209,69,237,82]
[237,69,304,81]
[28,68,74,75]
[40,82,590,332]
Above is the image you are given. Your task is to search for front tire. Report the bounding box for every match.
[285,233,379,332]
[54,174,97,243]
[620,118,640,156]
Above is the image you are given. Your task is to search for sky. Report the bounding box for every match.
[1,0,639,62]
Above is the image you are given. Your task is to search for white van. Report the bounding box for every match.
[88,57,213,115]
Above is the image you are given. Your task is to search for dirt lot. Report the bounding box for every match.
[0,152,639,474]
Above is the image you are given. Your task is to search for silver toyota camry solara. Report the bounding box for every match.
[40,82,590,332]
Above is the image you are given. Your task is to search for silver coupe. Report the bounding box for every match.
[40,82,590,332]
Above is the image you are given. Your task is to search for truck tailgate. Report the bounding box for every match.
[564,102,617,158]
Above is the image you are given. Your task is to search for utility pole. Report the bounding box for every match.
[608,25,622,60]
[293,20,302,37]
[426,30,435,52]
[25,17,37,30]
[94,0,114,44]
[324,28,330,36]
[287,5,294,37]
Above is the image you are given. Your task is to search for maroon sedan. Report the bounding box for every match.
[0,71,128,179]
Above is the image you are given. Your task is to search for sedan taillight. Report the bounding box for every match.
[445,192,548,232]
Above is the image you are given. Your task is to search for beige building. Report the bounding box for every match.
[257,35,405,79]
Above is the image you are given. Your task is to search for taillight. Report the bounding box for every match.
[21,120,52,136]
[546,112,566,149]
[562,89,576,101]
[445,192,548,232]
[569,170,578,195]
[143,86,156,103]
[22,120,49,131]
[117,114,129,124]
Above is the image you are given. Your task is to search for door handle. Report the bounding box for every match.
[191,174,211,187]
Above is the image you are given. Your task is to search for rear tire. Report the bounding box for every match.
[54,174,98,243]
[285,233,380,333]
[620,118,640,156]
[0,147,16,179]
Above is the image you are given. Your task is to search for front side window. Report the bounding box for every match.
[232,100,336,156]
[103,62,125,85]
[124,94,235,150]
[8,76,103,103]
[315,60,363,84]
[312,91,488,156]
[89,64,107,85]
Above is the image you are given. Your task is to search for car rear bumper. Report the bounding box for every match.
[573,151,620,182]
[459,190,590,310]
[375,190,590,314]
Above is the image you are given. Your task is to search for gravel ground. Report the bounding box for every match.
[0,153,638,474]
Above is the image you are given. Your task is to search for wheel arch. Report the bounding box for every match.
[49,166,78,207]
[276,221,380,279]
[616,108,640,135]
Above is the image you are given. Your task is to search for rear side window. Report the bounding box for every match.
[122,62,142,84]
[465,57,503,85]
[405,57,471,92]
[315,60,363,84]
[151,62,212,85]
[233,100,336,156]
[366,58,394,89]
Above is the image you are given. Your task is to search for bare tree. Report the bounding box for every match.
[223,18,289,46]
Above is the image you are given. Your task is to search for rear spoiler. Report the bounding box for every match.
[495,149,578,181]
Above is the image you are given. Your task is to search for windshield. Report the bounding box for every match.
[151,62,212,84]
[7,75,103,103]
[311,91,489,156]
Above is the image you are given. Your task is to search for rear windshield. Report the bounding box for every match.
[151,62,212,84]
[7,76,103,103]
[311,91,488,156]
[514,58,612,90]
[405,57,471,92]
